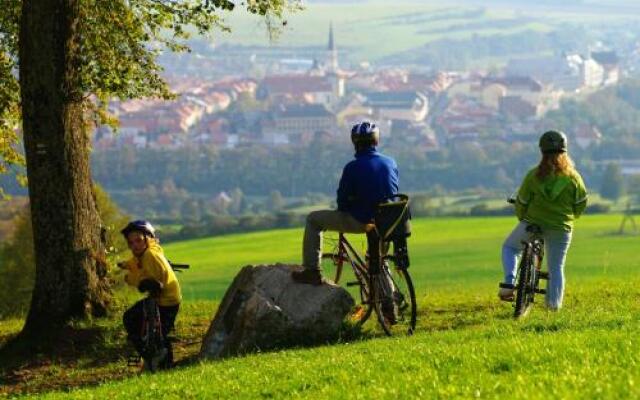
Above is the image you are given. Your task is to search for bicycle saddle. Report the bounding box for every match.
[525,224,543,235]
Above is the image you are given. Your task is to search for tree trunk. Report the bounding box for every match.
[19,0,111,334]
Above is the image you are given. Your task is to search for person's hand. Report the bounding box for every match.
[138,279,163,297]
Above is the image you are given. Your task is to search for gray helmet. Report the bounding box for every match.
[121,220,156,238]
[351,121,380,146]
[539,130,567,154]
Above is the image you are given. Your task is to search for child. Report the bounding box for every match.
[119,220,182,370]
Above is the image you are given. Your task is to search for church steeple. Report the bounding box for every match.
[327,22,338,73]
[328,22,336,52]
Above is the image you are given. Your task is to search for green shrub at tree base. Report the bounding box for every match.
[0,186,128,319]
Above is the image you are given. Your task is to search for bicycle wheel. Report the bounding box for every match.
[320,252,345,284]
[321,253,373,327]
[372,261,417,336]
[514,247,534,319]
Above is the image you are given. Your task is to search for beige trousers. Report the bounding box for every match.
[302,210,367,270]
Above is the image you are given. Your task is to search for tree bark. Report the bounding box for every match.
[19,0,111,334]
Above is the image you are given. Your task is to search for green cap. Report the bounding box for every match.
[539,130,567,154]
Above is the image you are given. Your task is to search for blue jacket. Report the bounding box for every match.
[337,148,399,223]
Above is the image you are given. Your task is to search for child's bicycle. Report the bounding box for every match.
[322,194,417,336]
[502,199,549,318]
[127,262,189,371]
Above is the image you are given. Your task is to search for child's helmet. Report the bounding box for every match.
[121,220,156,238]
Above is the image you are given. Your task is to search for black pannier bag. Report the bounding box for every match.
[374,194,412,269]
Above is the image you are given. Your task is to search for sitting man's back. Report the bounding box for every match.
[292,121,399,285]
[337,144,398,224]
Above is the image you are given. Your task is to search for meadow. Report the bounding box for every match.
[2,214,640,398]
[214,0,640,62]
[166,214,640,301]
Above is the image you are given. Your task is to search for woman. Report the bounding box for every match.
[499,130,588,310]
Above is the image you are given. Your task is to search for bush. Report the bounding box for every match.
[0,186,128,319]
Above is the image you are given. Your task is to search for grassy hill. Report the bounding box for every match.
[165,214,640,301]
[213,0,640,62]
[2,214,640,398]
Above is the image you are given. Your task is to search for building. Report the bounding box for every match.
[257,75,336,106]
[591,50,620,86]
[261,104,337,144]
[480,76,561,118]
[435,95,497,142]
[365,91,429,122]
[506,53,604,92]
[573,124,603,149]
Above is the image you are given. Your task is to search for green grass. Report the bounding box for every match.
[3,214,640,398]
[163,214,639,301]
[16,282,640,399]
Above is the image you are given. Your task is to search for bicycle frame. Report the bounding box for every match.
[325,232,417,335]
[333,233,369,283]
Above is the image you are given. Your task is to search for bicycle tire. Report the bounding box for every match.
[372,263,418,336]
[320,252,346,284]
[321,253,373,327]
[514,246,534,318]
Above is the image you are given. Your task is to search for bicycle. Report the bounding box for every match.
[321,194,417,336]
[501,199,549,318]
[127,262,189,371]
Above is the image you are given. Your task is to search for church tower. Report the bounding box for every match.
[327,22,339,73]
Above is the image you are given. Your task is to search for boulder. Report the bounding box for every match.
[200,263,355,359]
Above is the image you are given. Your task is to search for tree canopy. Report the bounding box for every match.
[0,0,301,194]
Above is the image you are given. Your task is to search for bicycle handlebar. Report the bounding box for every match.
[169,262,190,271]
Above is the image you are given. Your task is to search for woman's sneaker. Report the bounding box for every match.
[498,283,515,301]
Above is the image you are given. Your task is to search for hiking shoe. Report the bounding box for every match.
[498,282,515,301]
[291,268,323,285]
[498,287,515,302]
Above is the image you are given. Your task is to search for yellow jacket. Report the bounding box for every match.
[123,240,182,306]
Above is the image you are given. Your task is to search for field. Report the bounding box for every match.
[166,214,639,301]
[214,0,640,62]
[2,214,640,398]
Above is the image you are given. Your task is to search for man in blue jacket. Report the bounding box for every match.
[292,121,399,286]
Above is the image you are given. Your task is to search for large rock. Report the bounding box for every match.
[200,263,355,359]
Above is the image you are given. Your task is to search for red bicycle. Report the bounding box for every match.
[322,194,417,336]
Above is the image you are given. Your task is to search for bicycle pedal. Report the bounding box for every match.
[538,272,549,280]
[346,281,361,287]
[535,288,547,294]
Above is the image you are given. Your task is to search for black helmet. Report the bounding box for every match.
[351,121,380,146]
[539,130,567,154]
[121,220,156,238]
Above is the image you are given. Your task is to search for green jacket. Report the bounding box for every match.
[515,167,588,232]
